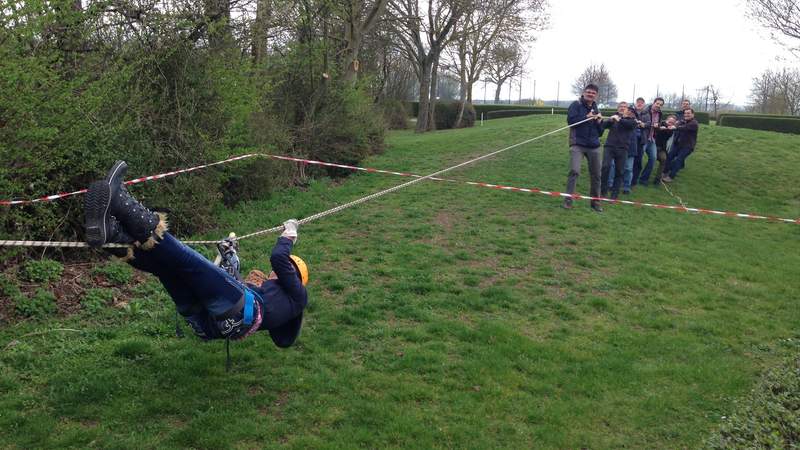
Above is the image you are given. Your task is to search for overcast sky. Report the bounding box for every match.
[474,0,795,106]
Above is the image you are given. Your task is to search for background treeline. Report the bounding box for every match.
[0,0,548,253]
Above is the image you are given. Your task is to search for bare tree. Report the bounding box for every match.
[388,0,468,132]
[747,0,800,53]
[749,67,800,114]
[571,63,617,105]
[774,67,800,114]
[447,0,547,127]
[337,0,389,84]
[484,40,527,102]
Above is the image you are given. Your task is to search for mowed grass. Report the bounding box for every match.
[1,116,799,449]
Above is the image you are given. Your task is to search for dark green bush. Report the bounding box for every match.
[408,102,565,118]
[16,289,57,318]
[434,101,476,129]
[483,110,555,120]
[718,116,800,134]
[718,113,800,123]
[304,86,386,173]
[707,355,800,448]
[379,99,410,130]
[21,259,64,283]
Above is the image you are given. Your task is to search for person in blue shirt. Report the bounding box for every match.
[564,83,604,212]
[83,161,309,347]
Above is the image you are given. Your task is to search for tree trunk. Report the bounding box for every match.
[454,52,468,128]
[416,58,433,133]
[428,53,441,131]
[252,0,271,64]
[341,0,360,84]
[494,81,503,102]
[205,0,232,52]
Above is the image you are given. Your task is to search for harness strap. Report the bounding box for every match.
[243,289,255,326]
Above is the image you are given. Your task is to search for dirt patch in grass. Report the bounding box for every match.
[1,261,151,323]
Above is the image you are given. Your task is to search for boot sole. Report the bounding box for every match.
[85,161,127,247]
[85,181,110,247]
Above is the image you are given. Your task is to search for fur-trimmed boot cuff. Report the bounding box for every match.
[138,212,168,250]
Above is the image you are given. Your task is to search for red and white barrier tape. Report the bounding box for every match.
[267,155,799,224]
[0,154,260,206]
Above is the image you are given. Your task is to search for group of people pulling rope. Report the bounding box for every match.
[563,84,699,211]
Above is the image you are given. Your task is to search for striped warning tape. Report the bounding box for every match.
[0,154,260,206]
[267,155,800,225]
[2,151,798,225]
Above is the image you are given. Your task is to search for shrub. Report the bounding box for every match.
[92,263,133,285]
[482,110,554,120]
[434,101,476,129]
[706,355,800,448]
[379,99,410,130]
[16,289,57,318]
[21,259,63,283]
[304,85,386,173]
[81,288,115,314]
[718,116,800,134]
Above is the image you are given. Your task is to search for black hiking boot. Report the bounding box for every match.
[85,161,132,247]
[101,161,164,246]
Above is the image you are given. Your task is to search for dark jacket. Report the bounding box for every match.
[251,237,308,346]
[655,122,673,148]
[673,118,699,151]
[641,105,662,142]
[567,97,603,148]
[602,116,637,149]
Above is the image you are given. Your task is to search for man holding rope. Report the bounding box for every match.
[84,161,309,347]
[564,84,604,212]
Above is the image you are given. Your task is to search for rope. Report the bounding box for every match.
[0,118,594,248]
[659,179,689,209]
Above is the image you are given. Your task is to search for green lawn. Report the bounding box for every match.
[1,116,799,449]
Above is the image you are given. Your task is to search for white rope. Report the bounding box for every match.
[0,117,593,249]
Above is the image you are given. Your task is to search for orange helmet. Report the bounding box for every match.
[289,255,309,286]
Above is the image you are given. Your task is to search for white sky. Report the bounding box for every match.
[474,0,796,106]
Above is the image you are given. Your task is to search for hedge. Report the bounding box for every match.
[706,354,800,448]
[481,110,561,120]
[407,102,710,124]
[718,113,800,127]
[718,115,800,134]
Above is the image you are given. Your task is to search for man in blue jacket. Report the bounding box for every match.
[83,161,310,347]
[564,83,604,212]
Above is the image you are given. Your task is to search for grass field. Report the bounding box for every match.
[1,115,799,448]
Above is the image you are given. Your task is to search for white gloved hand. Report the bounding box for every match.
[281,219,299,242]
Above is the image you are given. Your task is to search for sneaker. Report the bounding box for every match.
[662,176,673,183]
[590,202,603,213]
[562,198,574,209]
[623,189,631,195]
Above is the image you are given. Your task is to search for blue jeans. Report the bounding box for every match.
[639,139,657,184]
[667,147,694,178]
[128,233,244,318]
[607,156,634,191]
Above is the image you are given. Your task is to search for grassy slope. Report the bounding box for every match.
[1,116,799,449]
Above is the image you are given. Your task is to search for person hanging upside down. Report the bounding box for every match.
[83,161,309,347]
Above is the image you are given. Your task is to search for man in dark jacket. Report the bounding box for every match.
[638,98,664,185]
[663,108,699,182]
[564,83,604,212]
[631,97,648,188]
[651,114,676,184]
[601,103,638,199]
[83,161,310,347]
